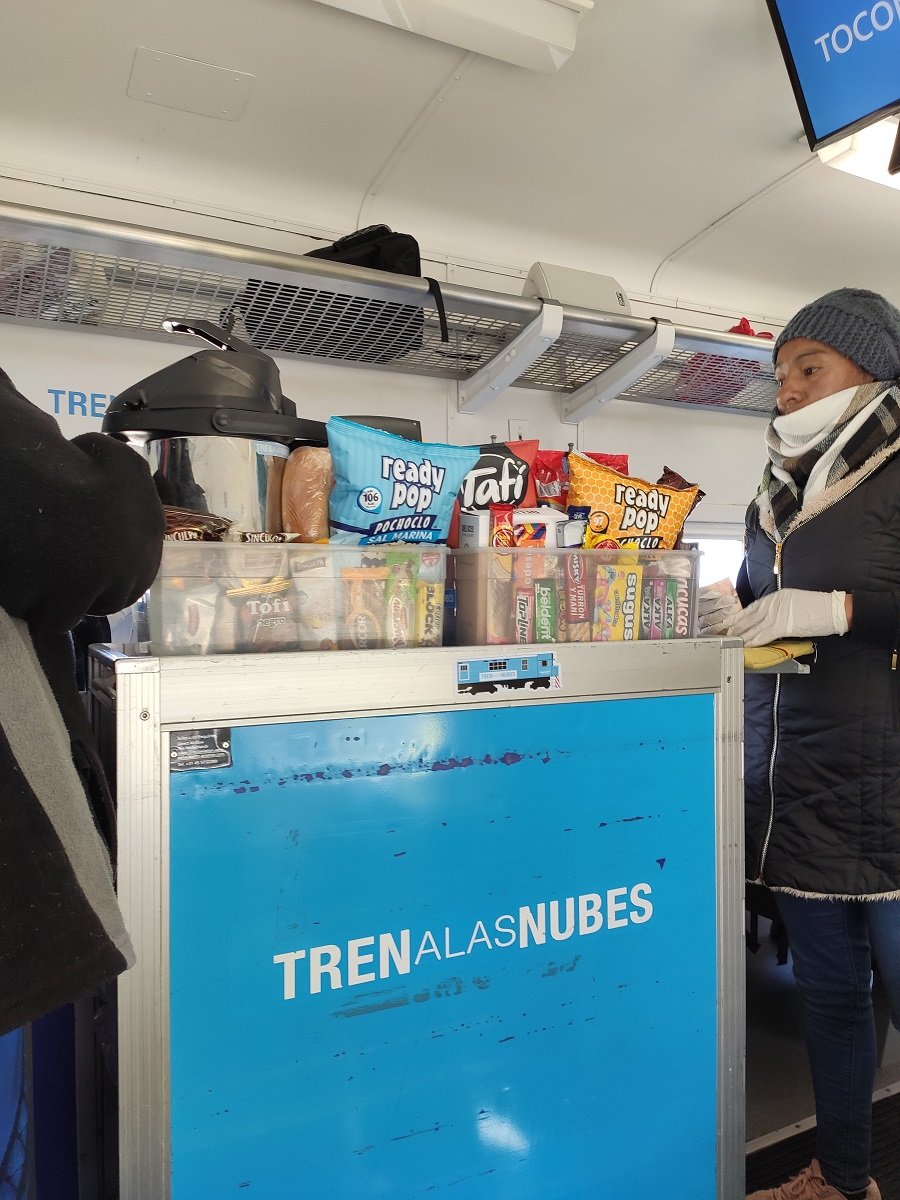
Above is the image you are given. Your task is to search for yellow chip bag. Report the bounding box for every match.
[567,452,699,550]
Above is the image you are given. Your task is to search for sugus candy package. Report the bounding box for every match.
[591,560,643,642]
[327,416,479,545]
[567,452,699,550]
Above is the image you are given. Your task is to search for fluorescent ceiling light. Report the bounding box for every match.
[818,115,900,191]
[309,0,594,72]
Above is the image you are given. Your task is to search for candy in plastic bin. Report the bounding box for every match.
[564,553,591,642]
[592,563,642,642]
[341,566,389,649]
[639,576,667,640]
[513,588,534,644]
[158,581,221,654]
[665,577,692,638]
[534,578,559,643]
[290,549,339,651]
[384,548,441,649]
[224,577,300,652]
[416,580,445,646]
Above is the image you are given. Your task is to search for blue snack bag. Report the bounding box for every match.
[327,417,480,545]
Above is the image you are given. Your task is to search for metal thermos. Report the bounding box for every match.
[103,318,326,533]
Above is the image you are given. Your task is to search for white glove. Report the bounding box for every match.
[697,580,742,636]
[726,588,849,647]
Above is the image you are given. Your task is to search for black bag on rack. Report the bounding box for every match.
[223,225,447,365]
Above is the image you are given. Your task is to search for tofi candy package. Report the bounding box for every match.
[223,577,301,652]
[327,416,479,545]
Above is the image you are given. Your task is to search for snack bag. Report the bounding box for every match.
[534,449,629,512]
[534,449,568,510]
[457,440,539,511]
[327,417,479,545]
[656,465,705,548]
[449,439,539,546]
[567,452,699,550]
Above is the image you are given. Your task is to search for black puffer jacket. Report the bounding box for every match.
[0,368,165,1034]
[740,442,900,900]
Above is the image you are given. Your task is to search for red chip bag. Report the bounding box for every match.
[534,449,568,510]
[584,451,629,475]
[535,449,629,513]
[674,318,774,406]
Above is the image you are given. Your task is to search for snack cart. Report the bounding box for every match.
[90,635,745,1200]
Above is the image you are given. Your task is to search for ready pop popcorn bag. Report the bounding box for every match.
[566,452,699,550]
[326,417,479,545]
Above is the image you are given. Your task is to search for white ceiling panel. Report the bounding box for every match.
[1,0,898,321]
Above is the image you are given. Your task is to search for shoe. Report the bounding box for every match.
[746,1159,881,1200]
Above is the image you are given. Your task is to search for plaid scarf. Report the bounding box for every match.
[761,382,900,539]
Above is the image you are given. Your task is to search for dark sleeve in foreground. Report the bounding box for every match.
[0,369,165,631]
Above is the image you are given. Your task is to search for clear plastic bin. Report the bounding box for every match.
[451,547,699,646]
[140,541,447,655]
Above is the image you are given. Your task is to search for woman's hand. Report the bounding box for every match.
[726,588,849,646]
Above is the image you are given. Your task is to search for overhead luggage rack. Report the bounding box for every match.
[0,201,777,417]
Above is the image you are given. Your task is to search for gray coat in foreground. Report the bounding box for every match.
[739,437,900,900]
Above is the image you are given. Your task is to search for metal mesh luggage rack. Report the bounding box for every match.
[0,200,777,418]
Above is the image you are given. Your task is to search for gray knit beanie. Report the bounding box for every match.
[773,288,900,382]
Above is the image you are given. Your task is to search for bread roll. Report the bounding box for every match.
[282,446,333,542]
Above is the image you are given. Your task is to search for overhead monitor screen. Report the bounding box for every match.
[766,0,900,149]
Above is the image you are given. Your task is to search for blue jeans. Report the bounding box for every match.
[774,894,900,1193]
